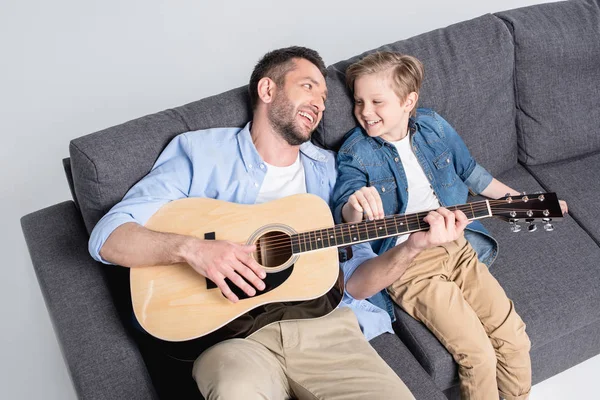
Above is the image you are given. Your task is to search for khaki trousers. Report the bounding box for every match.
[193,307,414,400]
[388,235,531,400]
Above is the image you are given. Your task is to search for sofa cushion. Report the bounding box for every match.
[70,86,251,233]
[496,0,600,165]
[315,13,517,177]
[527,151,600,243]
[393,164,600,390]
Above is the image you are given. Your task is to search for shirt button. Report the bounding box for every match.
[394,157,399,162]
[254,182,259,188]
[248,164,253,169]
[446,158,450,164]
[381,187,386,192]
[260,164,265,169]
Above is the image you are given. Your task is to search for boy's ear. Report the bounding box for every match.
[257,77,276,104]
[404,92,419,112]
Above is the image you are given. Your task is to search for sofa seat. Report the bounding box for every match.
[392,164,600,390]
[526,151,600,242]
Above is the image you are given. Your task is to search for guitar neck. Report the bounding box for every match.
[291,200,491,254]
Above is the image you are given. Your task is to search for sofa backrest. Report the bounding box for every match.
[70,87,252,233]
[314,13,518,178]
[496,0,600,165]
[71,13,520,235]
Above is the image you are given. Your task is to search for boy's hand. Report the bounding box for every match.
[342,186,384,222]
[559,200,568,215]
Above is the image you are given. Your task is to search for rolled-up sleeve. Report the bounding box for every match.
[434,112,493,195]
[464,163,493,194]
[88,134,194,264]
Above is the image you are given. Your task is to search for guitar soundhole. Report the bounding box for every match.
[254,230,293,269]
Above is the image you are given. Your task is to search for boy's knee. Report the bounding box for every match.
[460,341,497,374]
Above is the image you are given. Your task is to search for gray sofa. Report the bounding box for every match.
[21,1,600,399]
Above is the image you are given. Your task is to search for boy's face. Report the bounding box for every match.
[353,71,411,142]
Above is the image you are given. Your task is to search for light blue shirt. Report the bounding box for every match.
[88,122,394,340]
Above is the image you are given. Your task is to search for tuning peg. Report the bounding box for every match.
[527,222,537,232]
[510,220,522,233]
[542,218,554,231]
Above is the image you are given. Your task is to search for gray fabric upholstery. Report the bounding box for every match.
[21,2,600,399]
[315,14,517,178]
[496,0,600,165]
[527,152,600,244]
[393,164,600,390]
[369,333,446,399]
[20,201,157,400]
[70,86,251,234]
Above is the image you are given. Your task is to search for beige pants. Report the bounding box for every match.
[388,235,531,400]
[193,307,414,400]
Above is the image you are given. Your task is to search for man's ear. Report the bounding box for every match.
[257,77,276,104]
[404,92,419,113]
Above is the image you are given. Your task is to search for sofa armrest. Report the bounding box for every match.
[21,201,157,400]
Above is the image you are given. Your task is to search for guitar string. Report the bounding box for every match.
[248,201,552,253]
[248,206,553,260]
[247,204,553,255]
[246,198,545,249]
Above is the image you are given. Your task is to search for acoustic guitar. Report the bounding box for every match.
[131,192,562,359]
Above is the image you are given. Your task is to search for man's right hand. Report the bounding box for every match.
[182,239,266,303]
[404,207,469,256]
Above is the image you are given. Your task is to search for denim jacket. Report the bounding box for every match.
[332,109,498,327]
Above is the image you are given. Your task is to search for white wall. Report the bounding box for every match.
[1,0,581,399]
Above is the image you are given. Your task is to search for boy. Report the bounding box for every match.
[333,52,566,400]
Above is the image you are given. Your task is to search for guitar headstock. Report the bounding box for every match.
[491,192,563,232]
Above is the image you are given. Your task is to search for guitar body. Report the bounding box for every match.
[130,194,342,359]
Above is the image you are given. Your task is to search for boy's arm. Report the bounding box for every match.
[432,112,493,195]
[479,178,520,199]
[346,208,470,299]
[332,150,386,223]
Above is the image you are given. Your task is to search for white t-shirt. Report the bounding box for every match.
[255,154,307,204]
[390,135,440,245]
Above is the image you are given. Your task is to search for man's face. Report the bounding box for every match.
[268,58,327,146]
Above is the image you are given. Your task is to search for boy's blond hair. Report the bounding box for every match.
[345,52,424,117]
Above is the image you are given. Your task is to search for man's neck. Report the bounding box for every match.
[250,118,302,167]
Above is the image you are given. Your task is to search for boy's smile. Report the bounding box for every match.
[353,71,415,142]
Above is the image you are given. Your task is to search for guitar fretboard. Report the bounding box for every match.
[290,200,491,254]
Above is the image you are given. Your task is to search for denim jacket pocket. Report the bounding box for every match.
[433,150,458,188]
[369,177,398,215]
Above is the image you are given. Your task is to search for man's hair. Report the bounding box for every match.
[345,52,424,116]
[249,46,327,110]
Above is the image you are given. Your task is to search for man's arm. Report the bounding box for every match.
[90,133,265,303]
[346,207,469,300]
[100,222,266,303]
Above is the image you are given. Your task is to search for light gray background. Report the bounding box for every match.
[2,1,598,399]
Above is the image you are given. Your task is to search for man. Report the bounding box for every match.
[89,46,463,399]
